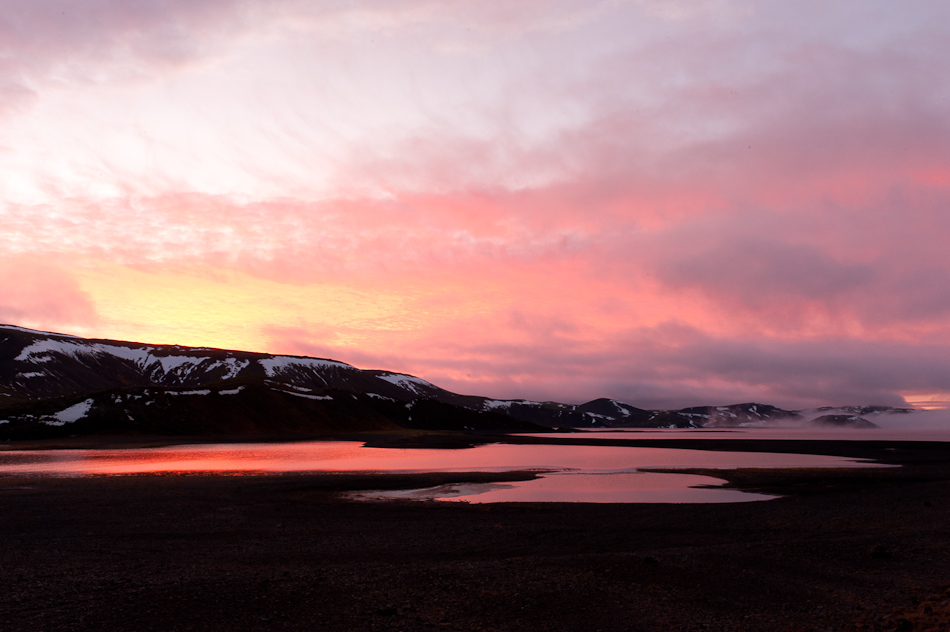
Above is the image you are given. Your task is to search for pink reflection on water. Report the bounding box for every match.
[539,428,950,441]
[0,441,879,477]
[351,471,779,504]
[0,441,887,503]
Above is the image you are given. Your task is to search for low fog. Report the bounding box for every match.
[763,408,950,431]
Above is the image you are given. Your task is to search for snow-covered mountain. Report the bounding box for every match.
[0,325,905,439]
[1,325,451,403]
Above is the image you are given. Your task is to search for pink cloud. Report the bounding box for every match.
[268,316,950,410]
[0,0,267,84]
[0,256,98,331]
[3,1,950,410]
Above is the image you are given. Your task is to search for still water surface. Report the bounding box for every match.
[543,428,950,441]
[0,439,886,503]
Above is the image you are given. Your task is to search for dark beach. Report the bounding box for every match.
[2,436,950,632]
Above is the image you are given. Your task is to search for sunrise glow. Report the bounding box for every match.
[3,0,950,410]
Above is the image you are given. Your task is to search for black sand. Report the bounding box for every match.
[2,436,950,632]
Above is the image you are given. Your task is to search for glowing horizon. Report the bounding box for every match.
[3,1,950,412]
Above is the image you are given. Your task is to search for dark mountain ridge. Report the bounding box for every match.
[0,325,906,439]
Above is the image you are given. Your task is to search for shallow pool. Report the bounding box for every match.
[0,440,886,503]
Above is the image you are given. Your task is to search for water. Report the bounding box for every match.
[348,471,778,504]
[0,439,887,504]
[538,428,950,441]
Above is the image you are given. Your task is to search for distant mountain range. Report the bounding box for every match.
[0,325,912,440]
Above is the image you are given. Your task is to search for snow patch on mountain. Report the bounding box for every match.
[108,349,232,377]
[97,345,155,364]
[376,373,436,395]
[14,338,256,383]
[259,356,353,379]
[154,356,207,373]
[482,399,540,411]
[15,339,94,362]
[219,387,244,395]
[272,388,333,401]
[267,382,313,393]
[168,389,211,396]
[43,399,94,426]
[219,358,249,379]
[608,400,634,416]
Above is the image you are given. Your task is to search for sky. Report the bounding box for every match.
[2,0,950,410]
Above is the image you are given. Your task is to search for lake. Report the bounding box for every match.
[542,428,950,441]
[0,434,893,503]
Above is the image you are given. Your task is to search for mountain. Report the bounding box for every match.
[809,414,880,429]
[0,325,901,440]
[0,325,548,439]
[675,403,801,427]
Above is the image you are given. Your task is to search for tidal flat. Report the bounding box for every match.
[2,435,950,631]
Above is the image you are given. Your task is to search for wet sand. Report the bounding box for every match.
[2,436,950,631]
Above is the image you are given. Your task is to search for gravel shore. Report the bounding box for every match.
[2,437,950,632]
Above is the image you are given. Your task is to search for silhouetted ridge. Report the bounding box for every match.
[0,325,904,439]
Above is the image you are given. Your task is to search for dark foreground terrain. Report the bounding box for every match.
[2,438,950,632]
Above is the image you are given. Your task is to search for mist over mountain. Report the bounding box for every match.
[0,325,921,440]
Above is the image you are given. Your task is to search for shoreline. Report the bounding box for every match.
[3,435,950,631]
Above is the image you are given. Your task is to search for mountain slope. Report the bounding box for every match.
[1,326,455,403]
[0,325,559,438]
[0,325,901,439]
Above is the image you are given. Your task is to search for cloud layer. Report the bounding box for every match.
[2,0,949,409]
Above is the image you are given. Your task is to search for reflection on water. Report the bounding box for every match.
[0,440,884,503]
[545,428,950,441]
[348,471,779,504]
